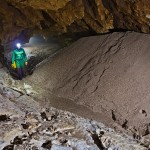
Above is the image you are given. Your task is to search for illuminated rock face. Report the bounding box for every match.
[0,0,150,43]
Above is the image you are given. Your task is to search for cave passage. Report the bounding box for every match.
[1,0,150,149]
[4,35,62,79]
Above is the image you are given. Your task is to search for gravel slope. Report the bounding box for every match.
[0,66,147,150]
[26,32,150,143]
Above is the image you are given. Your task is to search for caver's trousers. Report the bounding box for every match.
[17,68,24,80]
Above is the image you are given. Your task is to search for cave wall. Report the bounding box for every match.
[102,0,150,33]
[0,0,150,44]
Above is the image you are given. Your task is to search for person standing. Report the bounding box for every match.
[12,43,28,80]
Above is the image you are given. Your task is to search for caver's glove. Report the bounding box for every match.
[11,62,16,69]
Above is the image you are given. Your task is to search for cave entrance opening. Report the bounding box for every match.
[5,35,62,80]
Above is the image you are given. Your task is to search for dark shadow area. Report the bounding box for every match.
[59,30,97,42]
[109,28,131,33]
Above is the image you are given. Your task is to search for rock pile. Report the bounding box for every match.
[0,105,147,150]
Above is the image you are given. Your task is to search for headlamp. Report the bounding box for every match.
[16,43,21,48]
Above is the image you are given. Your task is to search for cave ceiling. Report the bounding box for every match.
[0,0,150,44]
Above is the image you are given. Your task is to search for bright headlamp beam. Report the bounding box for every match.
[16,43,21,48]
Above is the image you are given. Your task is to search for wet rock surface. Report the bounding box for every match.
[0,66,147,150]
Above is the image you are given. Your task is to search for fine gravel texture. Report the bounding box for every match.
[26,31,150,144]
[0,66,147,150]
